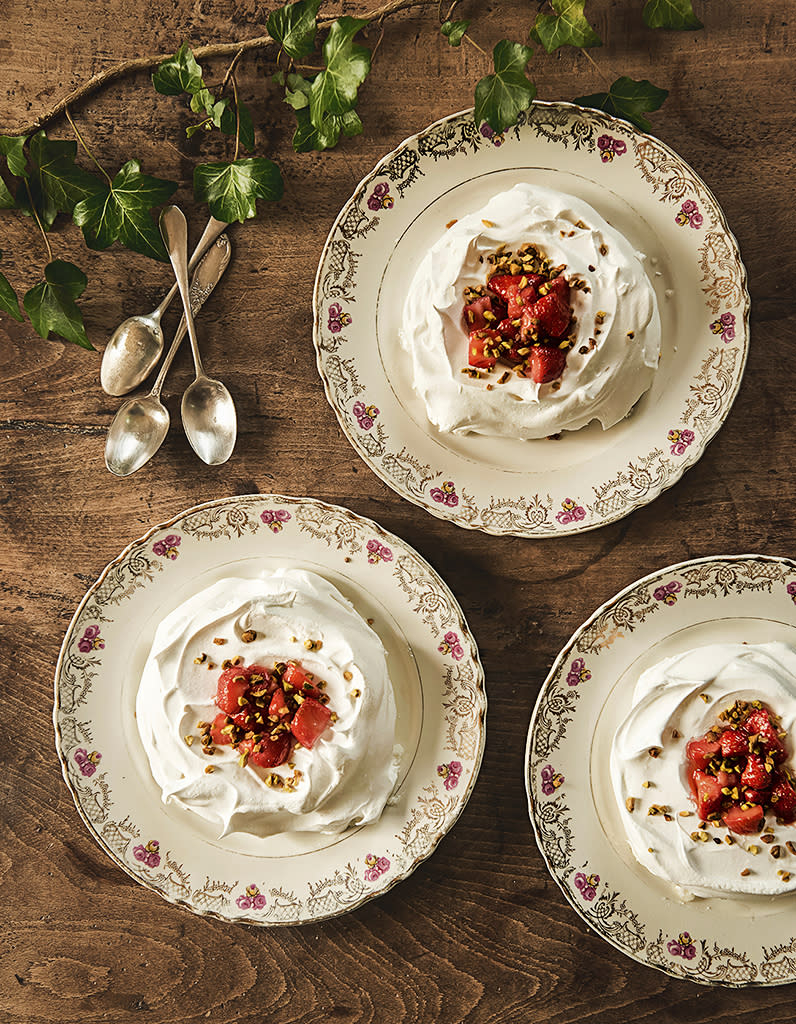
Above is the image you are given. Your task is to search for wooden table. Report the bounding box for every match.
[2,1,794,1020]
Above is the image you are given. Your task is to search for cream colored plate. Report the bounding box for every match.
[527,555,796,986]
[54,495,486,924]
[313,103,749,536]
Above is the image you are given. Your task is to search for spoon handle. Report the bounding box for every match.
[151,234,231,400]
[153,215,228,320]
[159,206,205,378]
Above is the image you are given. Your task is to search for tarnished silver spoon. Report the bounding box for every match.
[159,206,237,466]
[104,234,231,477]
[100,215,228,396]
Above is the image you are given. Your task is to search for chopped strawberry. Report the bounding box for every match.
[741,754,771,791]
[506,283,538,319]
[237,733,292,769]
[692,769,723,816]
[269,688,291,718]
[463,295,496,332]
[770,773,796,822]
[210,712,234,746]
[496,317,519,341]
[745,708,786,761]
[216,666,251,715]
[743,788,768,805]
[716,770,740,790]
[487,273,523,300]
[527,291,571,339]
[291,698,332,750]
[685,737,721,771]
[528,345,567,384]
[722,804,764,835]
[719,729,748,758]
[545,275,571,306]
[283,662,322,699]
[468,329,499,369]
[247,665,275,693]
[232,704,261,730]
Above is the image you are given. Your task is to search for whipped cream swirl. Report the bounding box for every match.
[610,642,796,898]
[400,183,661,439]
[136,569,400,838]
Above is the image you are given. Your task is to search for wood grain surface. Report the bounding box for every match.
[2,1,795,1020]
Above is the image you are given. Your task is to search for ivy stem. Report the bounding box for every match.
[220,48,245,95]
[64,107,112,186]
[579,46,612,88]
[462,33,488,57]
[444,0,459,19]
[231,74,240,162]
[24,178,53,263]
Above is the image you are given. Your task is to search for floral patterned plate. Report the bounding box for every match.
[54,494,486,925]
[313,104,749,536]
[526,554,796,986]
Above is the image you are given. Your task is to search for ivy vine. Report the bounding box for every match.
[0,0,702,350]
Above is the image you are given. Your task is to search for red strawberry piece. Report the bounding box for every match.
[527,291,571,339]
[269,688,291,719]
[743,788,768,805]
[685,737,721,771]
[283,662,322,700]
[716,770,740,790]
[468,329,500,369]
[719,729,748,758]
[232,703,260,730]
[741,754,772,791]
[237,733,292,769]
[496,317,519,341]
[506,283,538,319]
[210,712,234,746]
[463,295,495,332]
[216,666,251,715]
[528,346,567,384]
[692,769,723,816]
[291,698,333,750]
[770,773,796,822]
[722,804,764,835]
[745,708,786,761]
[545,275,571,306]
[487,274,524,300]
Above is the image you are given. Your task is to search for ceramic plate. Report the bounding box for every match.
[526,554,796,986]
[54,495,486,925]
[313,103,749,537]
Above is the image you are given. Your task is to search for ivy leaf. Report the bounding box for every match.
[574,76,669,132]
[152,42,205,95]
[531,0,601,52]
[23,260,92,349]
[72,160,178,261]
[0,177,14,209]
[0,270,23,322]
[309,17,371,128]
[292,107,361,152]
[218,100,256,152]
[194,157,284,222]
[29,132,98,215]
[643,0,703,30]
[267,0,322,60]
[0,135,28,178]
[284,72,312,111]
[474,40,536,134]
[440,20,470,46]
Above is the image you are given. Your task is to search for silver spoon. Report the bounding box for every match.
[159,205,237,466]
[100,215,228,396]
[104,234,232,477]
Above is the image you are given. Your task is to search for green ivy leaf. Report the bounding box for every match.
[575,77,668,132]
[0,135,28,178]
[0,270,23,321]
[309,17,371,128]
[0,177,14,208]
[23,260,92,349]
[28,132,98,215]
[218,100,255,152]
[474,40,536,134]
[440,19,470,46]
[531,0,601,52]
[194,157,284,222]
[72,160,178,261]
[267,0,322,60]
[284,72,312,110]
[292,107,362,152]
[152,42,205,95]
[643,0,703,30]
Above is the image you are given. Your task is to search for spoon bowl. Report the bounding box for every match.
[100,314,164,396]
[181,375,237,465]
[105,395,170,476]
